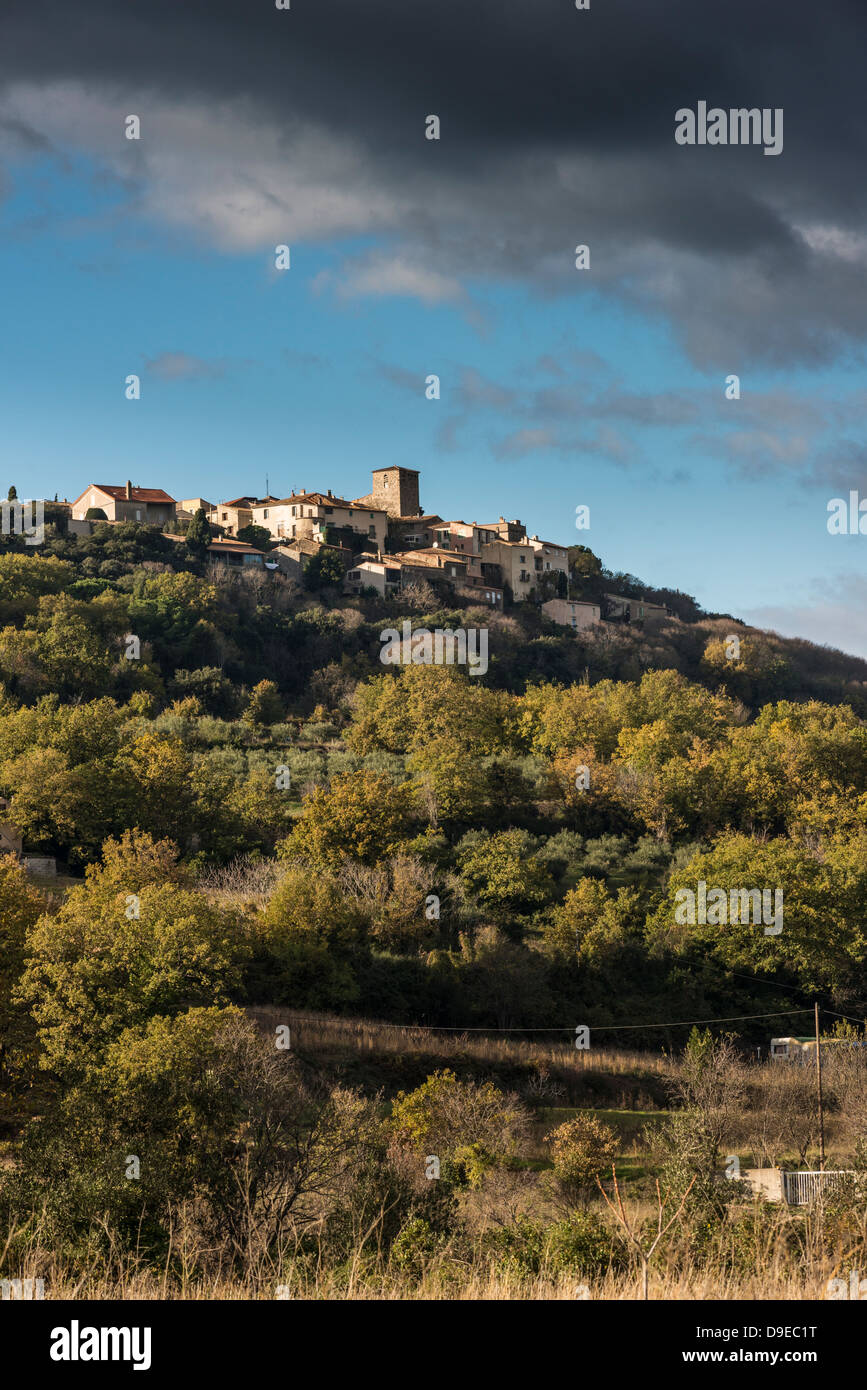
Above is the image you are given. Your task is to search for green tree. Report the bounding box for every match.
[235,523,271,550]
[390,1068,529,1188]
[0,854,44,1090]
[244,679,284,727]
[16,831,244,1077]
[185,506,212,556]
[457,829,555,917]
[279,769,417,868]
[304,548,345,590]
[544,1113,619,1210]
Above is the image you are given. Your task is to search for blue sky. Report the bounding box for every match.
[1,0,866,655]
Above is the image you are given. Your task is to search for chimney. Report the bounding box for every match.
[125,480,132,500]
[327,488,332,498]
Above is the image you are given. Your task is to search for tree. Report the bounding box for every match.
[243,679,284,727]
[279,769,418,868]
[304,547,345,590]
[7,485,17,502]
[16,831,244,1077]
[85,507,108,521]
[545,1113,619,1210]
[7,1009,381,1263]
[597,1167,696,1300]
[390,1069,529,1188]
[457,829,555,918]
[0,855,44,1089]
[185,506,212,555]
[235,523,271,551]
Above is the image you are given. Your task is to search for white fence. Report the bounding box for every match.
[781,1170,851,1205]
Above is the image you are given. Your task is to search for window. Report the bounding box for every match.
[291,506,297,517]
[263,509,269,519]
[325,507,333,515]
[347,570,360,581]
[369,525,376,537]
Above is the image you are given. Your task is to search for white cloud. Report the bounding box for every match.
[317,253,464,305]
[0,81,403,249]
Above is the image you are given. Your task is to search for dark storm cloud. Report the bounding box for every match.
[2,0,867,364]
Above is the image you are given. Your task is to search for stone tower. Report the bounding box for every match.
[366,466,421,518]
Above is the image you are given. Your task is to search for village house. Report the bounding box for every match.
[208,496,260,535]
[389,547,503,608]
[205,538,266,568]
[387,514,446,550]
[250,490,388,552]
[177,497,213,521]
[344,555,403,597]
[71,482,177,525]
[436,518,566,601]
[390,547,470,598]
[542,598,602,630]
[605,593,669,627]
[477,534,551,599]
[527,535,569,579]
[270,538,352,580]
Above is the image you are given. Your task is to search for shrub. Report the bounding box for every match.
[544,1112,620,1209]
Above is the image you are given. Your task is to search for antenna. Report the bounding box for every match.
[266,473,269,498]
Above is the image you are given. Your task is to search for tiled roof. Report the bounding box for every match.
[93,485,176,503]
[263,492,384,511]
[208,539,265,554]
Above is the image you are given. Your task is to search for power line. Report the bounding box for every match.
[286,1007,815,1035]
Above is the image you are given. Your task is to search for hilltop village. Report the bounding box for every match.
[63,466,670,630]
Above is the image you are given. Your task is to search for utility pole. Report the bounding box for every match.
[815,1001,825,1171]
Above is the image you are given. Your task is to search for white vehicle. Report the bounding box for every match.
[770,1035,867,1061]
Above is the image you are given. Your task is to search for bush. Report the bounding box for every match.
[299,719,338,742]
[544,1112,620,1209]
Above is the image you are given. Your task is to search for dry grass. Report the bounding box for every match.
[247,1006,678,1083]
[3,1240,841,1301]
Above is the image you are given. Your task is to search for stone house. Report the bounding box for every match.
[71,482,177,525]
[251,492,388,552]
[605,594,669,627]
[542,598,601,630]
